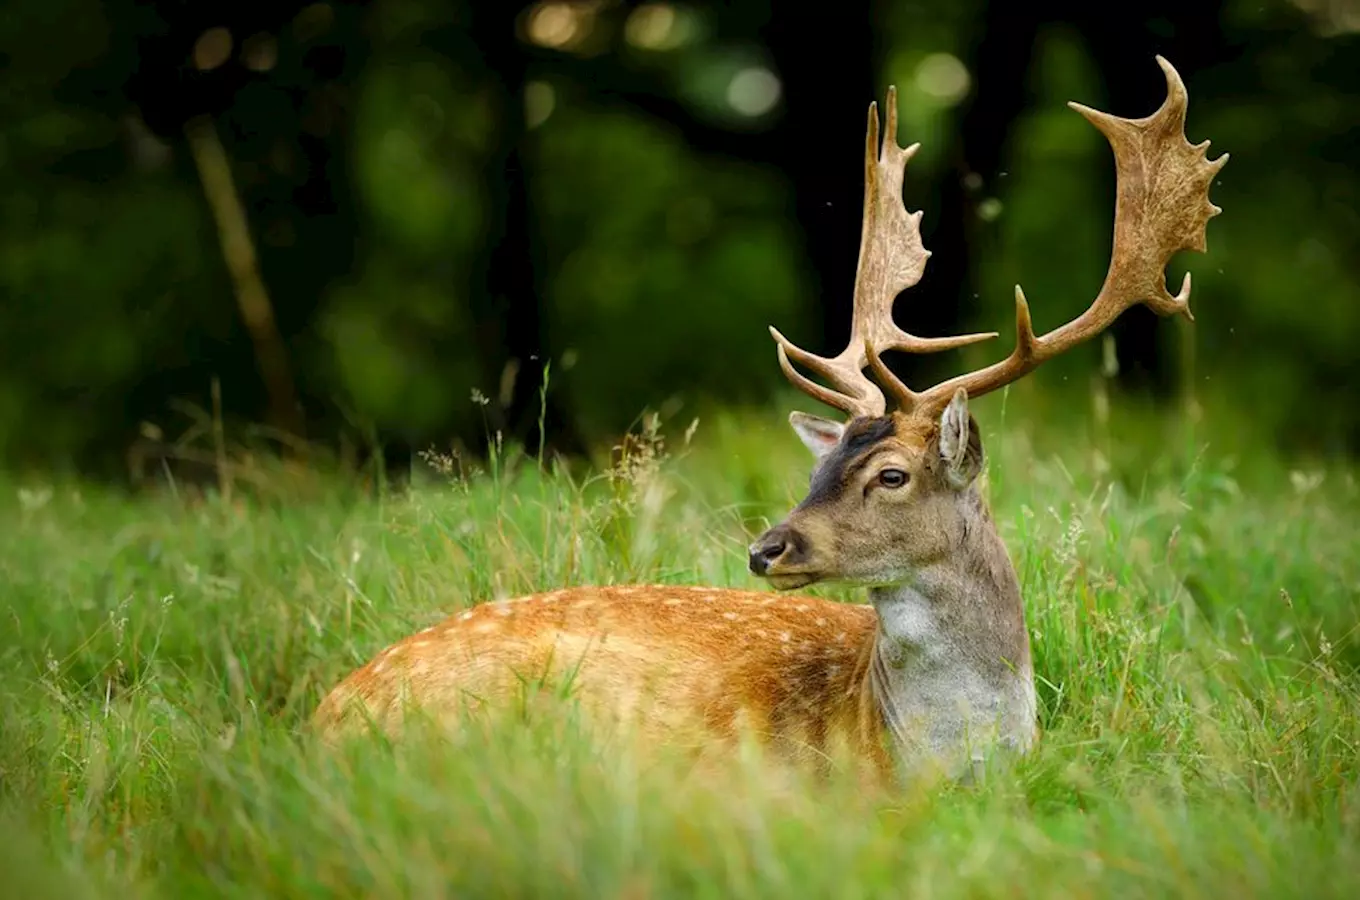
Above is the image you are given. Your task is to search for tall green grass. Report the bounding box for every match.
[1,392,1357,898]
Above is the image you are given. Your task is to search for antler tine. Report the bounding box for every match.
[770,87,998,420]
[769,328,885,414]
[909,56,1227,417]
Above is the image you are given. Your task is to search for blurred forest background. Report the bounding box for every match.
[0,0,1357,479]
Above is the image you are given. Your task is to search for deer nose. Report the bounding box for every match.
[748,529,791,576]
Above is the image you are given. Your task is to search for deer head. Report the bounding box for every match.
[750,57,1227,590]
[749,391,984,590]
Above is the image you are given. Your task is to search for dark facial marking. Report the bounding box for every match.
[800,416,896,508]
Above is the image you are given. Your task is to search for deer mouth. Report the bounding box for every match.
[766,571,821,590]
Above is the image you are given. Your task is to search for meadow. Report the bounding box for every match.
[1,388,1357,898]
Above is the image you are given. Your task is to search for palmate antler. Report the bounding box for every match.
[768,86,997,419]
[773,56,1228,421]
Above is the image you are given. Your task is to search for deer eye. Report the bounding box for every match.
[877,468,909,489]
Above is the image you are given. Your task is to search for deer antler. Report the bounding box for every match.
[890,56,1228,417]
[772,57,1227,423]
[769,86,997,419]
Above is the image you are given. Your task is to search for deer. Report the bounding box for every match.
[313,56,1226,783]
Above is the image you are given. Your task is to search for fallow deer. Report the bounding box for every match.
[313,57,1226,782]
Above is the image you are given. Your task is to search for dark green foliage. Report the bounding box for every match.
[1,1,1359,469]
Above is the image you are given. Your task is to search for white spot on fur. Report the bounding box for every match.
[723,611,740,621]
[419,625,436,635]
[474,621,499,634]
[663,598,685,606]
[836,632,848,643]
[815,617,828,627]
[372,658,388,674]
[410,640,430,650]
[754,629,767,638]
[703,595,716,603]
[458,610,475,621]
[793,605,807,612]
[780,631,791,642]
[575,598,597,609]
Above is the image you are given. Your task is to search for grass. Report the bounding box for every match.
[1,389,1358,898]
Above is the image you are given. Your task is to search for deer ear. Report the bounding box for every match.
[789,412,844,460]
[938,389,983,490]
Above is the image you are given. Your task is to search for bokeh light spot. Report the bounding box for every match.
[977,197,1003,222]
[726,67,781,117]
[625,3,682,50]
[241,33,278,73]
[525,81,556,129]
[193,27,233,72]
[915,53,970,105]
[526,3,583,50]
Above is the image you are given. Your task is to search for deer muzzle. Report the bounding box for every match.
[748,523,814,584]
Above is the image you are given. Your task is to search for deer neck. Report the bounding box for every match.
[864,491,1035,775]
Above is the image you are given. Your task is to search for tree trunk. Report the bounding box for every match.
[466,1,585,459]
[764,2,879,362]
[924,1,1040,387]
